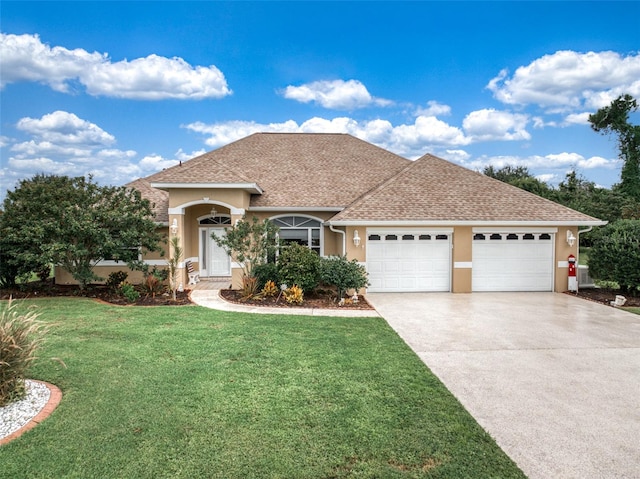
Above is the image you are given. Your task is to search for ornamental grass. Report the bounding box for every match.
[0,298,47,406]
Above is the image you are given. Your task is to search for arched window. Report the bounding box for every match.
[272,216,321,254]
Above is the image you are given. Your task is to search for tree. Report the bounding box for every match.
[0,175,162,290]
[554,171,630,222]
[212,215,279,279]
[166,236,183,302]
[588,220,640,295]
[589,94,640,201]
[483,165,553,197]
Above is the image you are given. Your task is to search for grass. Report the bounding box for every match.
[0,298,525,479]
[625,307,640,315]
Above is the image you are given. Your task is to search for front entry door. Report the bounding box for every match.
[200,228,230,276]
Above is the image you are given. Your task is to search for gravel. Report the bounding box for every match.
[0,380,50,440]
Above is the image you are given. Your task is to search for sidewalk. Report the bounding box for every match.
[190,289,379,317]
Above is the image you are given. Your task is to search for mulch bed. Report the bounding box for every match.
[569,288,640,307]
[220,289,374,310]
[4,280,636,309]
[1,282,192,306]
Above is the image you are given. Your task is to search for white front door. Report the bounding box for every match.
[200,228,230,276]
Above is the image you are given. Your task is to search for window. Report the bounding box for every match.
[272,216,321,254]
[490,233,502,240]
[523,233,535,240]
[474,234,486,240]
[385,234,398,241]
[402,234,415,240]
[419,234,431,240]
[368,234,381,241]
[539,233,551,240]
[199,215,231,225]
[507,233,519,240]
[436,234,448,240]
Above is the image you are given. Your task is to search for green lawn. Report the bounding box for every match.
[1,299,525,479]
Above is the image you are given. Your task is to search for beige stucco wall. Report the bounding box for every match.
[452,226,473,293]
[168,188,252,210]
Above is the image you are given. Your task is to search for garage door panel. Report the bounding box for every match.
[367,232,451,292]
[473,234,553,292]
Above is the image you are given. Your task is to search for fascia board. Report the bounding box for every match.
[327,220,608,227]
[150,182,263,194]
[248,206,344,212]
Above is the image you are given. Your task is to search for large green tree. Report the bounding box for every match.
[0,175,162,290]
[483,165,553,197]
[589,94,640,201]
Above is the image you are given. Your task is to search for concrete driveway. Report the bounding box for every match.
[366,292,640,479]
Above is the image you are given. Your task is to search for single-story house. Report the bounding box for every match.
[55,132,606,293]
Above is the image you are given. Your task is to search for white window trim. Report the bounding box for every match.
[270,214,325,256]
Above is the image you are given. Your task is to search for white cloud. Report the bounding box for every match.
[139,154,180,172]
[184,115,471,158]
[462,109,530,141]
[440,149,471,163]
[487,50,640,110]
[175,148,207,161]
[0,33,231,100]
[467,152,618,172]
[16,111,115,146]
[281,79,391,110]
[563,112,591,126]
[414,100,452,117]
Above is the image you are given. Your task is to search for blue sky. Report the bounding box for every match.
[2,1,639,202]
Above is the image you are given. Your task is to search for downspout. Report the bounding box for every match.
[328,224,346,256]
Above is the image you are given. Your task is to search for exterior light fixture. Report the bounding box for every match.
[210,207,217,217]
[566,230,576,247]
[170,218,178,235]
[353,230,361,247]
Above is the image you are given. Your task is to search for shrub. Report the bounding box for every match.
[320,255,370,300]
[588,219,640,295]
[261,280,278,297]
[119,282,140,303]
[283,285,304,305]
[253,262,279,290]
[141,273,166,298]
[0,299,47,406]
[240,276,259,301]
[277,243,321,293]
[106,271,128,292]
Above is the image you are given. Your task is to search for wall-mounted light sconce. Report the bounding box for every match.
[353,229,361,247]
[170,218,178,235]
[566,230,576,247]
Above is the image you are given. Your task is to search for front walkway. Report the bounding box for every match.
[189,280,379,317]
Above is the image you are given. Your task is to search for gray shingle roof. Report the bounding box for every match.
[149,133,411,208]
[135,133,603,225]
[331,154,602,223]
[126,177,169,223]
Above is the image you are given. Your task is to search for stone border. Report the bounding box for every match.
[0,381,62,446]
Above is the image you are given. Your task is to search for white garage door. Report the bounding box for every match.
[472,232,554,291]
[367,230,451,292]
